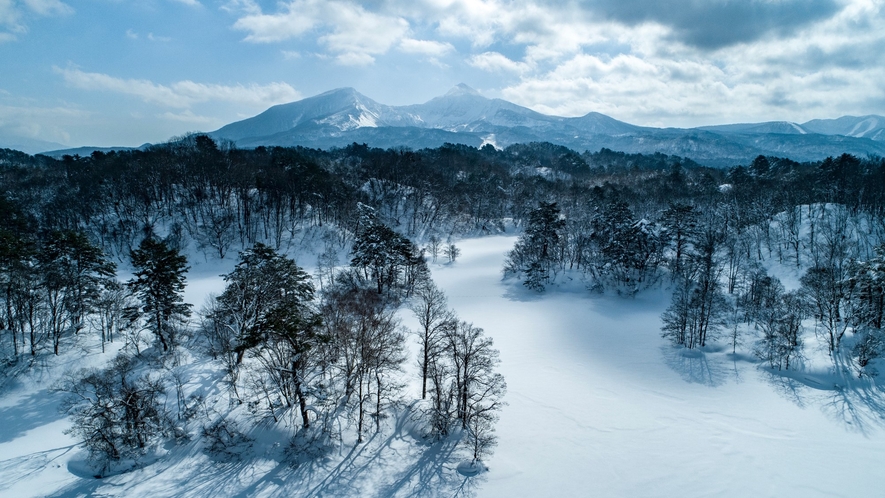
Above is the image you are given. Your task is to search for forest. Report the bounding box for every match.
[2,135,885,474]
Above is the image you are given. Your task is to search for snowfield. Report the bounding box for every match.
[436,236,885,497]
[2,235,885,497]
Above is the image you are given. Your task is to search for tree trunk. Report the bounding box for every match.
[421,339,429,399]
[292,360,310,429]
[156,311,169,351]
[376,371,382,432]
[357,375,365,443]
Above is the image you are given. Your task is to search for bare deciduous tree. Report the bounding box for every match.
[58,355,169,474]
[410,281,454,399]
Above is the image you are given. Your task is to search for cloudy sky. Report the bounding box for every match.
[1,0,884,147]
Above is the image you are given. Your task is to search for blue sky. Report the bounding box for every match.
[1,0,884,147]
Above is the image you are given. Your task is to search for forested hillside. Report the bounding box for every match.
[5,136,885,375]
[2,135,885,491]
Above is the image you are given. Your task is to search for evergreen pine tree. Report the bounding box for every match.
[127,237,191,352]
[504,201,565,290]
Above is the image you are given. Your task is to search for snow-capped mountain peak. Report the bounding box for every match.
[445,83,482,97]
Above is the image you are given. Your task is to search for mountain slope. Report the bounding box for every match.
[402,84,565,132]
[698,121,809,135]
[801,115,885,141]
[212,87,421,142]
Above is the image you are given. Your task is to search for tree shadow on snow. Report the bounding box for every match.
[660,345,729,387]
[500,279,546,303]
[0,444,78,495]
[762,372,815,410]
[42,404,480,498]
[377,436,481,498]
[0,389,67,444]
[821,383,885,435]
[761,358,885,435]
[291,408,481,497]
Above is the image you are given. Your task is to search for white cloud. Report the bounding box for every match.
[58,67,190,107]
[358,0,884,125]
[232,0,409,65]
[501,53,724,120]
[0,0,72,40]
[468,51,531,74]
[433,0,502,47]
[0,103,88,124]
[398,38,454,56]
[147,33,171,42]
[323,4,409,65]
[0,103,88,144]
[221,0,260,15]
[0,0,20,25]
[56,67,302,109]
[499,9,885,127]
[332,52,376,66]
[233,2,318,43]
[159,110,215,124]
[21,0,71,16]
[172,80,301,107]
[125,30,174,43]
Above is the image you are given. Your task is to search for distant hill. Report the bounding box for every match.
[0,133,65,155]
[39,144,151,159]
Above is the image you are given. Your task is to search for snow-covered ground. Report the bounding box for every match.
[436,236,885,497]
[2,235,885,497]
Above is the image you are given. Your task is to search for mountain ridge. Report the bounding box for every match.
[208,85,885,167]
[17,85,885,166]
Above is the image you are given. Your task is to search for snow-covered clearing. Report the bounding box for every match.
[436,236,885,497]
[2,235,885,497]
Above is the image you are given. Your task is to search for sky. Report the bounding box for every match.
[1,0,884,148]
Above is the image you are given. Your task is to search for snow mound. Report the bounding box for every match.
[456,460,487,477]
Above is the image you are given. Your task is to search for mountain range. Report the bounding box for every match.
[209,84,885,167]
[20,84,885,167]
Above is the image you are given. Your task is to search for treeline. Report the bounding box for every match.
[0,136,725,361]
[3,138,885,361]
[503,153,885,376]
[28,212,500,477]
[3,140,885,355]
[0,138,717,265]
[0,135,885,390]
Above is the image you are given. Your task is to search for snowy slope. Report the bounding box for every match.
[699,121,809,135]
[802,115,885,141]
[401,84,567,132]
[2,236,885,497]
[212,88,422,142]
